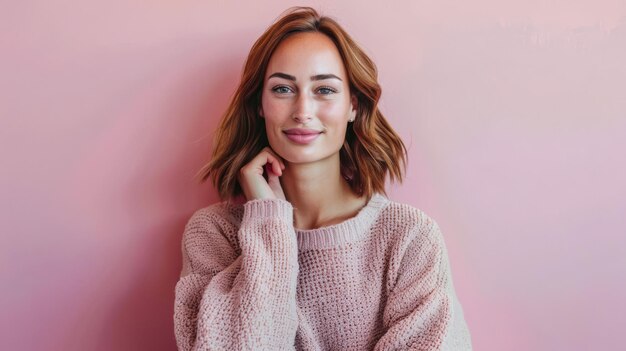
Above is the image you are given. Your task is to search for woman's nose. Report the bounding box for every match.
[292,94,313,123]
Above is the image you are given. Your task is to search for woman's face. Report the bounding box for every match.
[260,32,356,165]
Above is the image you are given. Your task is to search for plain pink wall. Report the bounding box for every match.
[1,1,625,350]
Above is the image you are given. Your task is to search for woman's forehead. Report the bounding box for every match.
[265,32,347,81]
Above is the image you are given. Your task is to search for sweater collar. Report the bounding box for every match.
[295,193,389,250]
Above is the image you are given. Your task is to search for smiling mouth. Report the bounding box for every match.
[283,128,324,135]
[283,131,322,144]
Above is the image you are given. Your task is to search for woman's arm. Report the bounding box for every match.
[174,198,299,351]
[373,217,473,351]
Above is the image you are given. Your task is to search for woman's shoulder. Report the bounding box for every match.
[375,196,444,247]
[187,199,245,225]
[182,200,246,245]
[377,196,439,230]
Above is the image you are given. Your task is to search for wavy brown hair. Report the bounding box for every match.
[195,6,407,201]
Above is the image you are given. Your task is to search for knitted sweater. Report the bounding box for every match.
[173,193,472,350]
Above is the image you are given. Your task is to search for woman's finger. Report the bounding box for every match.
[238,146,287,201]
[263,147,286,170]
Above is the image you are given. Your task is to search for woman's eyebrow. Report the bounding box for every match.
[267,72,343,81]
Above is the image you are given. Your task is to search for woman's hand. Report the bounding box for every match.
[238,146,287,201]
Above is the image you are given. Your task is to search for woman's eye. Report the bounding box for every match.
[271,85,336,95]
[317,86,337,95]
[272,86,293,94]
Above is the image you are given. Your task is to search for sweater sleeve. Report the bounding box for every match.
[173,198,299,351]
[373,217,473,351]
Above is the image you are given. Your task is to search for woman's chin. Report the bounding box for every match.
[282,156,317,165]
[283,153,339,166]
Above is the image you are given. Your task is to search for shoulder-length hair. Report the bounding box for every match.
[196,6,407,202]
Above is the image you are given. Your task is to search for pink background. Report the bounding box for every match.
[2,1,625,350]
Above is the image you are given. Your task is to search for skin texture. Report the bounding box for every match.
[238,32,366,230]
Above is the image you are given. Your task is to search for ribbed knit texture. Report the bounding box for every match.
[174,193,472,350]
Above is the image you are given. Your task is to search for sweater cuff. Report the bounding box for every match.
[243,198,294,222]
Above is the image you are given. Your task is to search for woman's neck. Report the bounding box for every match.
[279,155,367,230]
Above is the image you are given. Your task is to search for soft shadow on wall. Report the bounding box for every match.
[62,40,244,349]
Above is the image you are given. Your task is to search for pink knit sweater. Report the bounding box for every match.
[173,193,472,350]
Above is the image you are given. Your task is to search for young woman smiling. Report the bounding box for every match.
[174,7,472,350]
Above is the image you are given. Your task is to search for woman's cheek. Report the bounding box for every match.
[262,102,283,120]
[320,99,351,120]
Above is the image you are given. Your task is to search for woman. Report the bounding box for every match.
[174,6,472,351]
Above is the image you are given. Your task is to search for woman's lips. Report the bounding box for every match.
[283,131,321,144]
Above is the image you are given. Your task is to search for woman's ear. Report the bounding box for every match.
[258,105,264,118]
[349,95,358,121]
